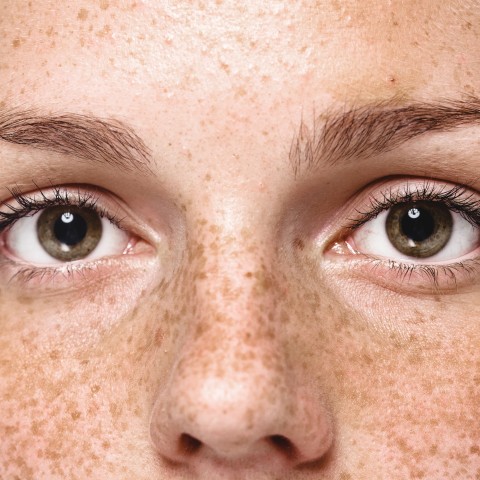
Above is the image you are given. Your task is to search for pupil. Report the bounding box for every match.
[53,211,88,246]
[400,206,435,242]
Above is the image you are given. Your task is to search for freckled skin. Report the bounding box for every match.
[1,1,480,479]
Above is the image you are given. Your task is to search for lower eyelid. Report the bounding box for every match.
[324,249,480,293]
[0,250,155,293]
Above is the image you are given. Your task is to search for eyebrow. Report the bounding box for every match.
[290,96,480,176]
[0,109,152,173]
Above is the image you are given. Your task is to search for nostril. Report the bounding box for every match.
[179,433,202,456]
[269,435,297,459]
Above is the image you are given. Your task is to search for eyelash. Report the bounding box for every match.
[0,186,123,231]
[347,181,480,230]
[1,181,479,288]
[341,180,480,288]
[0,186,126,285]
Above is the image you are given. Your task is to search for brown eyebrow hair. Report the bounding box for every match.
[290,96,480,176]
[0,109,152,173]
[2,100,479,177]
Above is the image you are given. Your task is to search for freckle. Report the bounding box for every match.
[109,402,122,418]
[49,349,60,360]
[90,384,100,394]
[100,0,109,9]
[70,410,81,420]
[96,24,111,37]
[234,86,247,98]
[154,327,163,346]
[408,353,424,365]
[362,353,373,364]
[12,38,21,48]
[31,421,42,435]
[17,295,32,305]
[77,8,89,21]
[293,237,305,250]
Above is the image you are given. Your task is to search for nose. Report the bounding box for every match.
[149,249,333,475]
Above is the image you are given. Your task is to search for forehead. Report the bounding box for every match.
[1,1,479,90]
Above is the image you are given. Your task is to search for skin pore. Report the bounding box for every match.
[1,0,480,479]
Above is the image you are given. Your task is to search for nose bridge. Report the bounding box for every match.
[186,216,282,342]
[180,229,286,399]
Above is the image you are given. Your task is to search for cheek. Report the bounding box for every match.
[0,279,177,477]
[284,259,480,476]
[339,344,480,477]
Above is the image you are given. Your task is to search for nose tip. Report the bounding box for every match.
[150,362,333,474]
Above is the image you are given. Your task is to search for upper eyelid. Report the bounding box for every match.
[0,184,163,248]
[345,180,480,231]
[0,186,125,230]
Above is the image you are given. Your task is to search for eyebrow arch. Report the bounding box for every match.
[0,108,152,173]
[290,96,480,176]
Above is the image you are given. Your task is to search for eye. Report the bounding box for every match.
[350,200,479,262]
[4,205,129,265]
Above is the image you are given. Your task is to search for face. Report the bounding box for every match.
[1,1,480,478]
